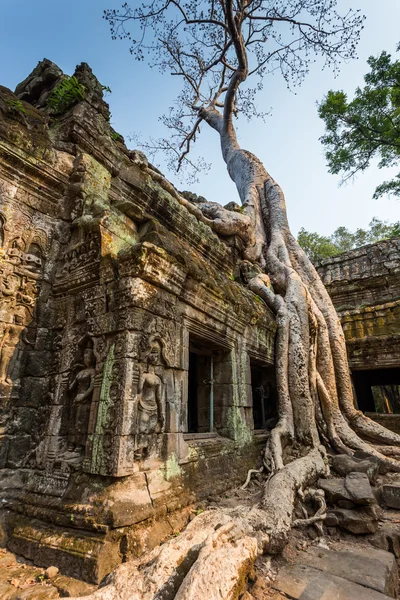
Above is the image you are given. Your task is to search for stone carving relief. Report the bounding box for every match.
[134,334,171,460]
[56,192,104,283]
[57,231,100,281]
[60,335,99,465]
[0,212,48,386]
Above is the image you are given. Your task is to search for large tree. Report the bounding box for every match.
[104,1,400,554]
[319,43,400,198]
[298,217,400,263]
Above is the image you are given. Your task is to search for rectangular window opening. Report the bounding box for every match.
[186,335,229,435]
[250,361,277,430]
[353,367,400,414]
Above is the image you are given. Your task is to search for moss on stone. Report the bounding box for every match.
[164,453,182,480]
[227,406,252,446]
[91,344,115,474]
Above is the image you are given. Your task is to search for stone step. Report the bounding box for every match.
[0,548,96,598]
[298,546,398,597]
[273,564,394,600]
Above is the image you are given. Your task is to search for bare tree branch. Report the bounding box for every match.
[105,0,365,178]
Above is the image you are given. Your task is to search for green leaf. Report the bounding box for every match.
[318,44,400,199]
[47,76,86,114]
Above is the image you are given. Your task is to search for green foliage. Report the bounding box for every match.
[298,217,400,263]
[111,130,123,142]
[318,43,400,199]
[101,84,112,95]
[6,98,28,115]
[47,76,86,113]
[297,229,339,263]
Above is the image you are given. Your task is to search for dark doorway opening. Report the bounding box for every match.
[353,368,400,414]
[250,362,277,429]
[188,350,200,433]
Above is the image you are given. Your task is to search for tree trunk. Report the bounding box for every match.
[69,119,400,600]
[195,107,400,547]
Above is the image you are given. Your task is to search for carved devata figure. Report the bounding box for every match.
[0,322,24,384]
[135,334,171,460]
[0,212,47,386]
[62,337,97,463]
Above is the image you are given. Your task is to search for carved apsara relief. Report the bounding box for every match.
[0,211,48,386]
[60,335,100,464]
[134,333,171,460]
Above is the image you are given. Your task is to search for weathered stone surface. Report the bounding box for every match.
[325,512,339,527]
[7,516,122,584]
[381,484,400,509]
[45,566,59,579]
[318,477,352,504]
[273,564,393,600]
[331,507,378,534]
[173,535,257,600]
[52,574,97,597]
[1,55,398,589]
[67,510,256,600]
[369,522,400,558]
[0,58,277,581]
[337,499,356,509]
[299,546,398,597]
[8,587,59,599]
[345,472,377,505]
[318,239,400,371]
[332,454,379,482]
[15,58,63,107]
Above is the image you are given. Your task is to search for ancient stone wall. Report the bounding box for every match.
[318,239,400,371]
[318,240,400,419]
[0,60,276,582]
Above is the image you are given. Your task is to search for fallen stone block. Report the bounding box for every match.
[332,454,379,482]
[369,522,400,558]
[345,471,377,505]
[381,484,400,509]
[318,477,352,505]
[332,507,378,534]
[273,563,393,600]
[299,546,398,597]
[325,513,339,527]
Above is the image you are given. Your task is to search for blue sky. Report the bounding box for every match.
[0,0,399,236]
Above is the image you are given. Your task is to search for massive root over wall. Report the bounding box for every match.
[101,0,388,573]
[72,145,400,600]
[71,112,400,600]
[127,113,400,566]
[194,101,400,552]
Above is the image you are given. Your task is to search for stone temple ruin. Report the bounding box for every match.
[0,60,399,584]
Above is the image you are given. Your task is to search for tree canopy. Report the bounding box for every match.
[297,217,400,263]
[318,43,400,199]
[105,1,364,181]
